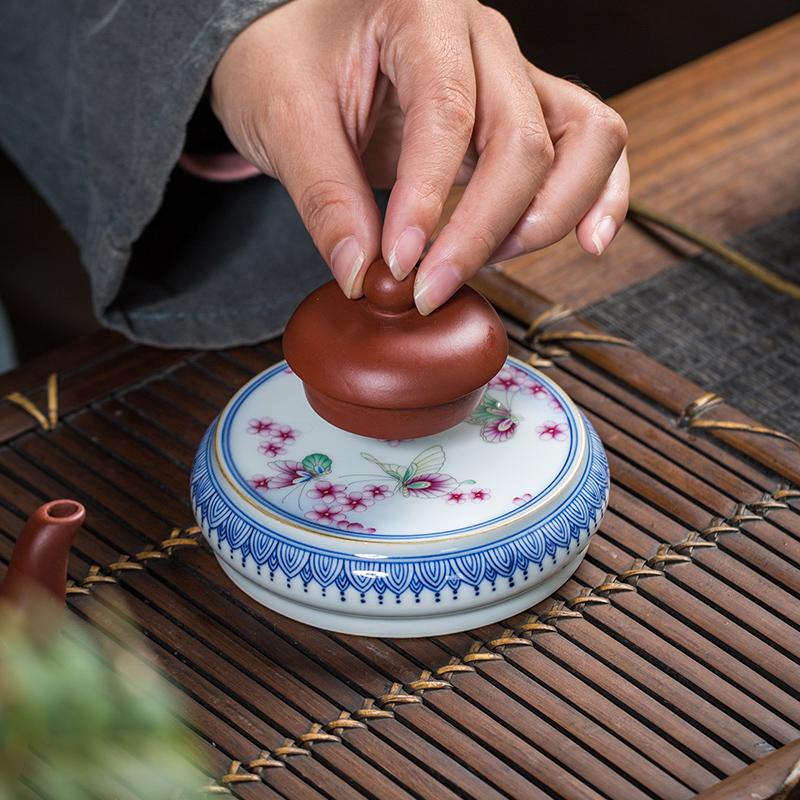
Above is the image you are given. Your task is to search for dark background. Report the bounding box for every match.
[1,2,796,366]
[489,1,797,101]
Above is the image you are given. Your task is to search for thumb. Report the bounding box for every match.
[269,98,384,298]
[209,12,383,298]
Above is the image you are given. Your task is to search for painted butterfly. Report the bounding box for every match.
[265,453,333,490]
[361,445,469,498]
[466,393,519,443]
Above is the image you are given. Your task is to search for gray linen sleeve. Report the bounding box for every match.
[0,0,335,348]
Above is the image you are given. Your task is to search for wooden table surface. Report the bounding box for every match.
[493,13,800,310]
[3,16,800,800]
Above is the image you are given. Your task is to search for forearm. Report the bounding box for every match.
[0,0,293,345]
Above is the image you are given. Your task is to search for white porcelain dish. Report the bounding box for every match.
[190,357,609,637]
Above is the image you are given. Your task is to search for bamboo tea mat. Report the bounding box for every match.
[1,268,800,799]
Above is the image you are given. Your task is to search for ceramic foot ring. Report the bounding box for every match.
[191,356,609,637]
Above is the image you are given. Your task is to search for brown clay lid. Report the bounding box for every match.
[283,260,507,436]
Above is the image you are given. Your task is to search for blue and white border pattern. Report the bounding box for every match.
[191,416,609,599]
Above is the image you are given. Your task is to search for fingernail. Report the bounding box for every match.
[489,234,525,264]
[388,227,427,279]
[591,216,617,255]
[331,236,366,297]
[414,261,461,316]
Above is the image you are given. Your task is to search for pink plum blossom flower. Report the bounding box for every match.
[336,521,377,534]
[549,398,564,413]
[338,492,374,513]
[270,424,300,445]
[489,367,525,393]
[513,493,533,505]
[536,421,568,441]
[306,481,347,503]
[247,417,276,435]
[362,484,393,501]
[377,439,411,447]
[482,417,517,443]
[471,488,491,502]
[247,475,271,492]
[521,381,550,399]
[446,492,467,505]
[305,503,346,525]
[258,440,287,458]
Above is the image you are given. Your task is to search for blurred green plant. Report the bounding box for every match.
[0,611,198,799]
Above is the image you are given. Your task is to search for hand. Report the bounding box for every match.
[209,0,629,314]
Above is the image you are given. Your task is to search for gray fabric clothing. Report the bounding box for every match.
[0,298,18,374]
[0,0,336,348]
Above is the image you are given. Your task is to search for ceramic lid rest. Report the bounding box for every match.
[191,357,609,637]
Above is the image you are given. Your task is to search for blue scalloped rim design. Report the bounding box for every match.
[191,413,609,597]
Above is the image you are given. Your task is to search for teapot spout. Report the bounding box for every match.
[1,500,85,645]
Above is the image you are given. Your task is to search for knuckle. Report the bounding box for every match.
[467,221,503,258]
[423,79,475,137]
[241,122,273,168]
[477,5,515,37]
[516,119,555,171]
[409,177,446,211]
[542,207,573,241]
[585,100,628,153]
[523,201,573,245]
[296,178,353,236]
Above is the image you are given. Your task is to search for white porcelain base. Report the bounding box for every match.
[216,543,588,637]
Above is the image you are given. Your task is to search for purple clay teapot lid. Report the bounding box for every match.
[282,260,508,438]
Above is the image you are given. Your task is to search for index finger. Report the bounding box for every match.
[412,7,556,314]
[378,8,477,281]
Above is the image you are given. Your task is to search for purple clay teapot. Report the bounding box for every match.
[0,500,85,783]
[1,500,85,647]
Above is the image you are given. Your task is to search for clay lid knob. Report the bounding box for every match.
[283,260,508,438]
[363,262,416,313]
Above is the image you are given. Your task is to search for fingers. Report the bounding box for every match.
[409,7,558,314]
[378,7,477,281]
[489,70,628,264]
[210,0,630,313]
[575,149,630,255]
